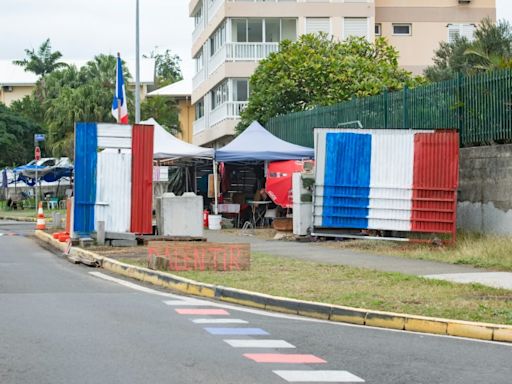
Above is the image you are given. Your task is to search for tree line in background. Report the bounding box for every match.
[0,39,183,167]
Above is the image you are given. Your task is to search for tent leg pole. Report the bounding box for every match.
[213,160,219,215]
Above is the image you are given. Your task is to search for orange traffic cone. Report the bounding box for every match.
[36,201,46,230]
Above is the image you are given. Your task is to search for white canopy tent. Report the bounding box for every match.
[140,118,214,160]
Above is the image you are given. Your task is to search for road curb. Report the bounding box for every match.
[0,215,36,222]
[34,230,512,343]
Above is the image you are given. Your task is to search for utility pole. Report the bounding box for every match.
[135,0,141,123]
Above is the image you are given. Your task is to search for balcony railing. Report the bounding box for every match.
[193,116,206,135]
[209,101,248,127]
[226,42,280,61]
[193,67,206,89]
[207,42,279,76]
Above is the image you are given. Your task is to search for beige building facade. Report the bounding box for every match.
[190,0,496,147]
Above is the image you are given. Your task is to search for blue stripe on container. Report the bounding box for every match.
[73,122,97,235]
[322,132,371,228]
[204,328,269,335]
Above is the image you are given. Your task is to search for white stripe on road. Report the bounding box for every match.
[192,318,249,324]
[224,339,295,348]
[89,272,185,298]
[273,370,365,382]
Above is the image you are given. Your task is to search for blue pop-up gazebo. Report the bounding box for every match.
[211,121,314,214]
[215,121,313,162]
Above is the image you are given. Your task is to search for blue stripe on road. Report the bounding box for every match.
[204,327,269,335]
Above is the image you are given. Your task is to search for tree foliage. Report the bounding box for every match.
[141,96,180,134]
[238,34,422,131]
[425,18,512,81]
[145,49,183,87]
[13,38,67,76]
[0,103,43,167]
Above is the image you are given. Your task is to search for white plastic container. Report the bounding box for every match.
[208,214,222,230]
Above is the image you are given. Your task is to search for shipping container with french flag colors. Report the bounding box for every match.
[314,129,459,241]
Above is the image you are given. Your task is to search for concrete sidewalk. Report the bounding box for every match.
[205,230,512,290]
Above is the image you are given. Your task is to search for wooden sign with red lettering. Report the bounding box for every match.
[147,241,250,271]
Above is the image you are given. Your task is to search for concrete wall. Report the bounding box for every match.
[457,144,512,235]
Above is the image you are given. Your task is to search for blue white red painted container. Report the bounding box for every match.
[314,129,459,238]
[73,123,154,235]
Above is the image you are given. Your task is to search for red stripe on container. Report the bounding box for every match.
[131,124,154,234]
[175,309,229,315]
[412,131,459,236]
[243,354,326,364]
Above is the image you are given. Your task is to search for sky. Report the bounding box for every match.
[0,0,511,81]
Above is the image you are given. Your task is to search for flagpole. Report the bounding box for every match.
[135,0,141,123]
[117,53,121,123]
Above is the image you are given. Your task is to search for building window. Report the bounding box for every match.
[193,7,202,27]
[392,23,411,36]
[448,24,476,44]
[194,49,203,73]
[375,23,381,36]
[210,22,226,56]
[231,18,296,43]
[195,99,204,120]
[306,17,330,35]
[344,17,369,39]
[233,79,249,102]
[211,81,229,110]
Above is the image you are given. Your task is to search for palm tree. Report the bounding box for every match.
[13,38,67,77]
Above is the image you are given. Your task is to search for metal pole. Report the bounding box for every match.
[213,161,219,215]
[35,166,38,213]
[135,0,141,123]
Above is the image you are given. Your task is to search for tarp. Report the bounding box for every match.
[266,160,311,208]
[141,118,214,160]
[214,121,314,162]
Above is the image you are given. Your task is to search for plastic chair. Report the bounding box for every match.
[263,208,277,227]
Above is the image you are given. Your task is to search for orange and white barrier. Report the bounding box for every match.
[36,202,46,230]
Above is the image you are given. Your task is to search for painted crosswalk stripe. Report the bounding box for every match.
[175,308,229,315]
[244,354,326,364]
[224,339,295,348]
[273,370,365,382]
[204,327,269,335]
[192,318,248,324]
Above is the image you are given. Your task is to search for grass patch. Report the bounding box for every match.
[118,252,512,325]
[321,231,512,271]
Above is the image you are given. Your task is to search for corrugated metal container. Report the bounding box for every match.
[411,131,459,236]
[131,124,154,234]
[314,128,459,240]
[73,122,97,234]
[95,150,132,233]
[97,123,132,149]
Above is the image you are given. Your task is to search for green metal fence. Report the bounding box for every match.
[266,69,512,148]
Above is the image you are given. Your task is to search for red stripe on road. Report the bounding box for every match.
[243,354,326,364]
[175,308,229,315]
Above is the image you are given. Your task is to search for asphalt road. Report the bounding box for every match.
[1,220,511,384]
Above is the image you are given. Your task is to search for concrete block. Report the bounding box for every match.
[105,231,136,241]
[79,237,95,248]
[111,239,138,247]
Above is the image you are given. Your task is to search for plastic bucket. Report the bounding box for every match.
[208,214,222,230]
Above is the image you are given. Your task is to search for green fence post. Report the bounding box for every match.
[458,72,464,139]
[403,85,409,129]
[384,88,388,129]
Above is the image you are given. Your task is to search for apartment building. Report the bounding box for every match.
[190,0,496,147]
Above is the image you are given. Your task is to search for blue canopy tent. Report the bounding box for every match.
[212,121,314,213]
[215,121,314,162]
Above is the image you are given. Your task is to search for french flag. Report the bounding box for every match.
[111,54,129,124]
[316,130,459,234]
